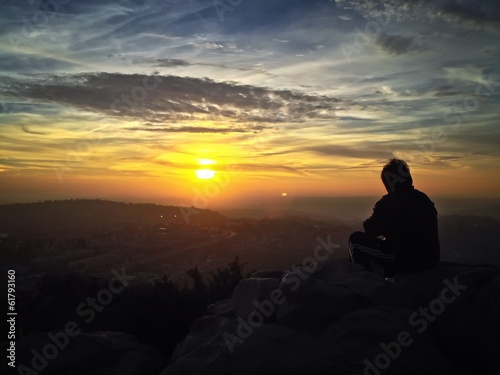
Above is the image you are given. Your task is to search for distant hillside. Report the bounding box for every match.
[438,214,500,265]
[0,199,226,236]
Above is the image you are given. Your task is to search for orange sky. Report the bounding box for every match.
[1,142,499,208]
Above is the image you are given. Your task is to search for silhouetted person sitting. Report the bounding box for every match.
[348,158,440,278]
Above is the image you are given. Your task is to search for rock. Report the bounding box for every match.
[251,270,284,279]
[432,271,500,374]
[207,299,234,316]
[0,331,167,375]
[231,277,281,320]
[161,315,236,375]
[164,259,500,375]
[162,316,357,375]
[276,272,372,325]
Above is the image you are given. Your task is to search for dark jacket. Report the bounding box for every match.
[363,186,440,271]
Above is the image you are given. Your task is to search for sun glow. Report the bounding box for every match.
[198,158,216,166]
[195,169,217,179]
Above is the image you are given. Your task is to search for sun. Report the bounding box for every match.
[195,158,217,179]
[195,169,217,179]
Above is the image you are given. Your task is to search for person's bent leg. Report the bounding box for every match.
[348,231,396,276]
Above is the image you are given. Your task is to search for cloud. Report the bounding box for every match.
[155,59,190,67]
[2,73,345,129]
[148,58,274,77]
[260,142,394,160]
[335,0,500,33]
[126,125,268,133]
[375,86,398,95]
[375,33,427,55]
[18,125,47,135]
[140,32,180,41]
[432,85,460,97]
[435,0,500,33]
[338,15,353,21]
[305,144,393,159]
[451,127,500,149]
[229,163,305,175]
[443,66,490,86]
[0,54,79,72]
[199,42,225,50]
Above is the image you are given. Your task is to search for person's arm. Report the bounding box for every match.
[363,198,389,237]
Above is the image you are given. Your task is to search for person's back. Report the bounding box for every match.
[349,158,440,277]
[364,186,440,272]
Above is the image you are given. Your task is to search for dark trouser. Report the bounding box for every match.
[348,231,397,278]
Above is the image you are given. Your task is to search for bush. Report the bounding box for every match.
[22,257,249,359]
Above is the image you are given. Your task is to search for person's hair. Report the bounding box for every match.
[381,158,413,193]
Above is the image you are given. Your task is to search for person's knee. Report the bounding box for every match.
[348,231,365,244]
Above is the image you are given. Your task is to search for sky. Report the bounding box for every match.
[0,0,499,209]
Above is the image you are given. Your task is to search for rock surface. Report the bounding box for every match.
[1,331,167,375]
[163,260,500,375]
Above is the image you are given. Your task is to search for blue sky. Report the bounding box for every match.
[0,0,499,204]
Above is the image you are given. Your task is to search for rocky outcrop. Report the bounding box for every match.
[1,331,167,375]
[164,260,500,375]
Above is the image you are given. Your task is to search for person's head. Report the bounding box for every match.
[381,158,413,193]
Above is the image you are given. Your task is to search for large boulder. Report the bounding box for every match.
[231,277,281,320]
[164,260,500,375]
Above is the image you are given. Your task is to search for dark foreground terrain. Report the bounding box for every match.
[2,259,500,375]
